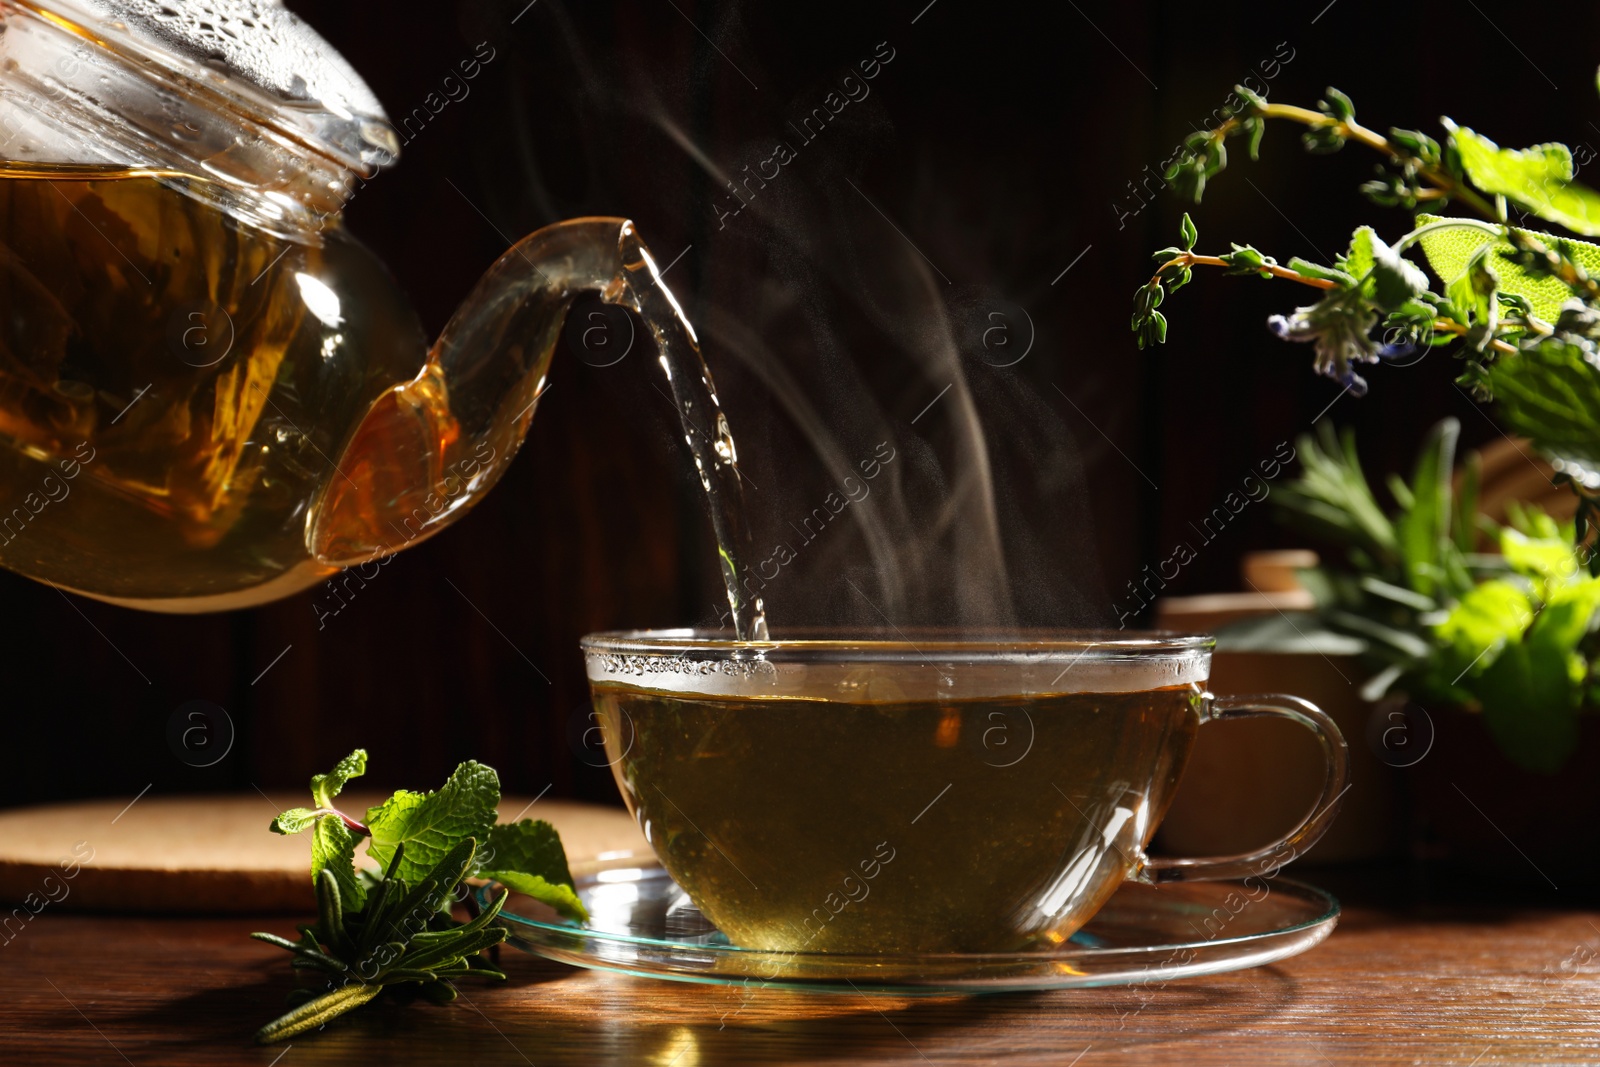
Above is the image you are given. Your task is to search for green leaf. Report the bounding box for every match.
[1368,234,1430,312]
[312,815,368,912]
[1449,123,1600,236]
[382,838,481,941]
[1476,641,1580,773]
[1529,577,1600,651]
[1338,226,1378,280]
[1334,226,1427,310]
[1357,574,1436,611]
[1394,418,1458,597]
[1454,450,1481,554]
[316,868,355,960]
[1442,247,1498,340]
[271,808,321,835]
[1213,612,1367,655]
[1179,212,1197,252]
[311,750,368,810]
[482,872,587,924]
[1275,423,1399,568]
[1501,527,1581,597]
[1245,116,1266,160]
[1415,215,1600,323]
[1219,243,1274,275]
[254,982,382,1045]
[1287,257,1356,287]
[365,761,500,885]
[476,820,588,922]
[1326,610,1434,661]
[1486,338,1600,474]
[1233,83,1268,112]
[1359,662,1406,703]
[1321,87,1355,122]
[1433,579,1533,674]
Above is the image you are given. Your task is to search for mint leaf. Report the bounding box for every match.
[365,761,499,884]
[1333,226,1426,310]
[1338,226,1378,280]
[1368,235,1429,311]
[1502,527,1581,599]
[1463,562,1598,774]
[1486,339,1600,474]
[1477,641,1580,773]
[486,872,587,923]
[271,808,321,835]
[476,820,588,923]
[1415,216,1600,323]
[1449,123,1600,236]
[1433,579,1532,676]
[311,749,367,809]
[1529,577,1600,652]
[311,814,367,911]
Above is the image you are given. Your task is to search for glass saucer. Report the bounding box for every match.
[491,851,1339,993]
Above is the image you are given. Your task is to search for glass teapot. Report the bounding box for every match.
[0,0,753,618]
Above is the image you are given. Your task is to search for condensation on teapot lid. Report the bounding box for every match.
[26,0,399,172]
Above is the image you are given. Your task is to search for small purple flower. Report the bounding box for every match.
[1265,291,1379,396]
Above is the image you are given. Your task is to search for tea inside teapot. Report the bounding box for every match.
[0,1,768,636]
[0,162,422,610]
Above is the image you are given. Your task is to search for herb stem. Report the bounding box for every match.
[1218,102,1501,221]
[1390,217,1505,255]
[1426,319,1518,355]
[1151,253,1339,290]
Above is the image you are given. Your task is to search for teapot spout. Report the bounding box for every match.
[310,217,653,567]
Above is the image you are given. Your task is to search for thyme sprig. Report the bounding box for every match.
[1168,85,1496,219]
[1130,82,1600,556]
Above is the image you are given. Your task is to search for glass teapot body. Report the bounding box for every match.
[0,166,428,610]
[0,0,758,628]
[0,0,435,609]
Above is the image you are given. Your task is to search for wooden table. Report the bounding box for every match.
[4,875,1596,1065]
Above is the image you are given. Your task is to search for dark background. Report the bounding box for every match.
[6,0,1599,807]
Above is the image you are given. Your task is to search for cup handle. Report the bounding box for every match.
[1135,692,1351,885]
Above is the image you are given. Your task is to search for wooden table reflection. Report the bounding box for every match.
[4,888,1597,1065]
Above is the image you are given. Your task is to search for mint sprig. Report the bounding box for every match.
[253,751,587,1043]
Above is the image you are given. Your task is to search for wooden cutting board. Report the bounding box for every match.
[0,793,647,914]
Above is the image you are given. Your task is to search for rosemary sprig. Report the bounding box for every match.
[252,838,511,1044]
[249,751,586,1044]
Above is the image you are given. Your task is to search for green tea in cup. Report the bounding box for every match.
[582,630,1347,955]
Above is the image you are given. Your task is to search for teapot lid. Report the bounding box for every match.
[21,0,398,173]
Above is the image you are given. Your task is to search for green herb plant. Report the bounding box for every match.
[251,751,587,1044]
[1130,83,1600,557]
[1259,418,1600,771]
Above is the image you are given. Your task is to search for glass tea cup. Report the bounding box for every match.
[581,629,1349,955]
